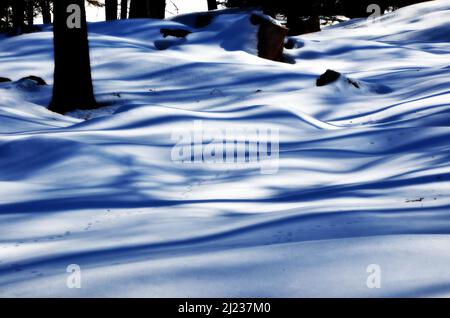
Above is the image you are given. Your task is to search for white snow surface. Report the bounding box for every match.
[0,1,450,297]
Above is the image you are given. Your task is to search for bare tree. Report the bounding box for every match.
[50,0,97,113]
[149,0,165,19]
[105,0,118,20]
[26,0,34,27]
[12,0,25,34]
[129,0,165,19]
[207,0,218,11]
[129,0,146,18]
[121,0,128,19]
[39,0,52,24]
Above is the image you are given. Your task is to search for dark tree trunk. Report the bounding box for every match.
[129,0,146,18]
[105,0,118,20]
[26,0,34,27]
[129,0,165,19]
[39,0,52,24]
[120,0,128,19]
[250,14,288,62]
[50,0,97,113]
[207,0,217,11]
[149,0,165,19]
[12,0,25,35]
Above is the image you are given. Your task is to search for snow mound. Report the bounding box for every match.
[317,69,393,95]
[0,1,450,297]
[321,0,450,43]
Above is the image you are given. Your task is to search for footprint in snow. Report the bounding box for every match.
[30,270,44,278]
[182,169,231,199]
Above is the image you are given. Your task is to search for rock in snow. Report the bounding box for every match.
[316,69,342,86]
[19,75,47,86]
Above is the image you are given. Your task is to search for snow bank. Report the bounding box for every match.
[0,1,449,297]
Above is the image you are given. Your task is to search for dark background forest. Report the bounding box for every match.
[0,0,432,35]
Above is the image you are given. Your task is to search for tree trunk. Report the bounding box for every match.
[250,14,288,62]
[50,0,97,113]
[129,0,165,19]
[105,0,118,20]
[207,0,217,11]
[26,0,34,27]
[120,0,128,19]
[149,0,165,19]
[12,0,25,35]
[129,0,147,18]
[39,0,52,24]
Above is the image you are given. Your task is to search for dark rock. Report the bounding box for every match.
[347,78,360,89]
[284,38,295,50]
[284,38,304,50]
[160,28,192,38]
[316,70,341,87]
[250,14,289,62]
[317,70,392,94]
[20,76,47,85]
[195,14,214,28]
[0,77,12,83]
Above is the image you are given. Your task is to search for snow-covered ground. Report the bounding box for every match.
[0,0,449,297]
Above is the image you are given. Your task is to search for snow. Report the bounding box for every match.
[0,0,449,297]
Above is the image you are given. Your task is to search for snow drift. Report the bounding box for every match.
[0,0,449,297]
